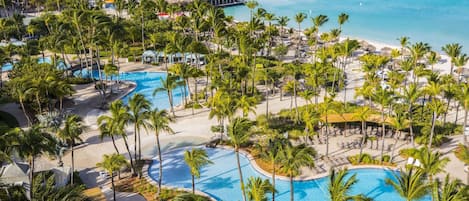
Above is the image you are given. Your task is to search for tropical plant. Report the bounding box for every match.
[147,108,175,198]
[279,144,315,201]
[228,117,254,201]
[97,100,135,174]
[57,114,85,185]
[127,93,151,174]
[246,176,275,201]
[153,74,184,117]
[184,148,213,194]
[15,125,57,199]
[432,174,468,201]
[328,168,371,201]
[96,154,129,201]
[386,167,430,201]
[414,147,450,181]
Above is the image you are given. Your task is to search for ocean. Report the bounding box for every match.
[224,0,469,53]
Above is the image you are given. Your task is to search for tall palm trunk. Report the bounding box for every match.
[111,172,116,201]
[167,90,175,117]
[389,130,400,163]
[134,125,138,166]
[380,107,386,163]
[428,111,437,149]
[19,96,31,125]
[191,175,195,194]
[29,157,34,200]
[294,81,299,123]
[325,115,330,156]
[408,105,415,147]
[122,136,135,175]
[235,150,247,201]
[463,109,468,144]
[156,134,163,198]
[358,120,366,163]
[110,135,120,154]
[266,83,269,119]
[71,139,75,185]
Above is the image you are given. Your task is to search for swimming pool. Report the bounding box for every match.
[148,147,431,201]
[38,57,70,70]
[75,70,187,110]
[1,63,13,71]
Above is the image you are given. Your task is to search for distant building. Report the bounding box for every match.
[208,0,245,7]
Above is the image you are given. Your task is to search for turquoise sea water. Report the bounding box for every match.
[149,147,431,201]
[224,0,469,53]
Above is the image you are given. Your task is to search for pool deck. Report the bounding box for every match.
[7,50,458,194]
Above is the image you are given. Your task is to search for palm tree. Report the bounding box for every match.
[228,117,254,201]
[153,74,184,117]
[294,12,306,57]
[427,100,446,148]
[312,14,329,50]
[97,100,135,174]
[386,167,430,201]
[246,176,275,201]
[127,93,151,167]
[147,108,175,198]
[432,174,468,201]
[183,148,213,194]
[15,125,56,199]
[236,95,258,117]
[328,168,371,201]
[277,16,289,37]
[257,137,286,201]
[402,83,422,147]
[389,112,409,163]
[57,114,85,185]
[373,88,394,162]
[279,144,315,201]
[415,147,450,182]
[442,43,462,76]
[96,154,128,201]
[398,36,410,60]
[458,83,469,145]
[337,13,349,31]
[352,106,372,163]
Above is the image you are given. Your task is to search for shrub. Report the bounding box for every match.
[66,77,94,85]
[399,148,418,159]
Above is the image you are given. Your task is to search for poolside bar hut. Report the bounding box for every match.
[142,50,159,63]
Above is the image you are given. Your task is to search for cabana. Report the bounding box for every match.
[185,54,206,65]
[142,50,160,63]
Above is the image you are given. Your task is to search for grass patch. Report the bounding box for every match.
[115,177,210,201]
[83,187,106,201]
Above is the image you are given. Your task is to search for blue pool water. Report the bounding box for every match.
[225,0,469,53]
[38,57,70,70]
[149,148,430,201]
[1,63,13,71]
[76,70,186,110]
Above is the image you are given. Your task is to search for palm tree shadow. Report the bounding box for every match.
[363,175,394,198]
[199,175,237,190]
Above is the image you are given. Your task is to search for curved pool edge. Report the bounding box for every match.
[114,80,138,101]
[147,145,400,185]
[220,145,399,182]
[143,161,217,201]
